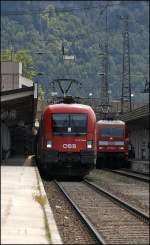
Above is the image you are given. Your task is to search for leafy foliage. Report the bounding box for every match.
[38,83,45,101]
[1,1,149,99]
[1,49,36,79]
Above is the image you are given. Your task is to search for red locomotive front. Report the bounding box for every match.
[36,103,96,178]
[96,120,128,168]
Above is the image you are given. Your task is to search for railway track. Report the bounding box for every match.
[55,180,105,244]
[86,169,149,216]
[104,168,149,182]
[55,180,149,244]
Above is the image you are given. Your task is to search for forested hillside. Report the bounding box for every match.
[1,1,149,99]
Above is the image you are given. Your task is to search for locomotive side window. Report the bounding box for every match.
[52,113,87,135]
[100,127,124,137]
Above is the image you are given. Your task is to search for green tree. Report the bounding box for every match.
[38,83,45,101]
[1,1,149,98]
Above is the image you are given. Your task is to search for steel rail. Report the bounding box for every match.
[104,168,149,182]
[112,169,149,182]
[54,180,106,245]
[84,180,150,225]
[123,168,149,176]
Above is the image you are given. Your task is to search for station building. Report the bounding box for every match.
[119,104,149,161]
[1,61,38,162]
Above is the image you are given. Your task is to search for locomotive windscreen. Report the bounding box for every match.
[100,127,124,137]
[52,113,87,135]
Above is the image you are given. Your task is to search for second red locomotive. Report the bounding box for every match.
[36,102,96,178]
[96,120,128,168]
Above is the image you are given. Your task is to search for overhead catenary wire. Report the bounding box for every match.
[1,5,147,48]
[27,72,146,77]
[1,1,146,16]
[1,2,109,16]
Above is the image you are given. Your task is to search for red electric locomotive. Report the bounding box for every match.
[96,120,128,169]
[36,101,96,178]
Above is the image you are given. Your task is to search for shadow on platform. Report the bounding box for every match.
[1,155,36,166]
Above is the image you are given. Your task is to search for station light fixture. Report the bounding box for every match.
[51,92,58,97]
[34,119,39,128]
[63,55,76,61]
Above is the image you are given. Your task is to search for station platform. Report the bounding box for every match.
[129,159,149,174]
[1,156,62,244]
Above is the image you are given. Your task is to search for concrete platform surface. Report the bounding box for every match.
[129,159,149,174]
[1,166,62,244]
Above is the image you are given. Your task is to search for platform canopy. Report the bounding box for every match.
[1,86,37,126]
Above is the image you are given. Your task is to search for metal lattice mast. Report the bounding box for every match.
[120,16,132,113]
[100,6,109,113]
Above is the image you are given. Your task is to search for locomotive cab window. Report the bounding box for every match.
[52,113,87,135]
[52,114,68,133]
[100,127,124,137]
[70,114,87,134]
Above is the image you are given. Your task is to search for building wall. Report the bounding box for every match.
[1,61,22,74]
[19,76,33,88]
[1,74,20,91]
[1,61,33,91]
[128,121,149,160]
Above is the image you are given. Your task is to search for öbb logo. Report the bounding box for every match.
[63,144,76,149]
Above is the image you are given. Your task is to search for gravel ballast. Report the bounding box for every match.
[43,181,96,244]
[86,169,149,215]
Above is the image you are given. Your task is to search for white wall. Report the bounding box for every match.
[19,76,33,88]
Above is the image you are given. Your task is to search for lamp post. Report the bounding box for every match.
[34,119,39,128]
[131,93,134,109]
[88,93,93,106]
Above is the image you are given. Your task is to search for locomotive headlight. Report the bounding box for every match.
[47,140,52,148]
[87,140,92,149]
